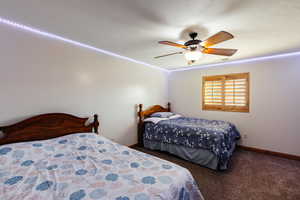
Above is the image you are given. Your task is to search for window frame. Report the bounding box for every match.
[202,72,250,113]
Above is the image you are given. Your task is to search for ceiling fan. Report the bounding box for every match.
[155,31,237,65]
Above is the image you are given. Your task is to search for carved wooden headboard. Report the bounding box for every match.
[138,103,171,123]
[0,113,99,145]
[137,103,171,146]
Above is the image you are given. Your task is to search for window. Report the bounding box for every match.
[202,73,249,112]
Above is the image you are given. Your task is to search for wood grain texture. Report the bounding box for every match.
[158,41,188,49]
[137,103,171,147]
[202,48,237,56]
[202,31,234,48]
[0,113,99,145]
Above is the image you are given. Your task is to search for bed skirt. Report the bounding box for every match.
[144,139,237,170]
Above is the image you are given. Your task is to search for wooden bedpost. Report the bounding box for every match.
[93,114,100,134]
[167,102,171,112]
[138,104,143,124]
[137,104,144,147]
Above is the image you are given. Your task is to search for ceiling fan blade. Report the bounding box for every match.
[154,52,183,59]
[158,41,188,49]
[202,48,237,56]
[202,31,234,47]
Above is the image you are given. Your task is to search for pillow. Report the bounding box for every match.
[143,117,168,124]
[168,114,182,119]
[150,112,175,118]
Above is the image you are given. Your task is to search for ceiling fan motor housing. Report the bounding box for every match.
[184,39,201,47]
[185,32,201,47]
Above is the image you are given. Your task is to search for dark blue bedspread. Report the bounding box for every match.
[144,117,240,169]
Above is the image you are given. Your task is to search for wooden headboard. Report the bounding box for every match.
[0,113,99,145]
[137,103,171,146]
[138,103,171,123]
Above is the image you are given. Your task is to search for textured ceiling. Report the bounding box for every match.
[0,0,300,70]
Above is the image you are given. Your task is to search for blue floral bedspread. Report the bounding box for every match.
[144,117,241,169]
[0,133,203,200]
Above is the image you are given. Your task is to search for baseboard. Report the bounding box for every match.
[128,143,300,161]
[128,143,139,148]
[238,145,300,161]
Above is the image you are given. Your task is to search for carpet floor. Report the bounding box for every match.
[133,147,300,200]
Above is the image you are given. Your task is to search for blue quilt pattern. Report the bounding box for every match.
[144,117,241,169]
[0,133,203,200]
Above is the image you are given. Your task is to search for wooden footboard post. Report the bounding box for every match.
[138,104,144,147]
[167,102,171,112]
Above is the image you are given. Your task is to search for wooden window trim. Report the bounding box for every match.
[202,73,250,113]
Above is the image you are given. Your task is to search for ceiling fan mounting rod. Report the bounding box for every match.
[189,32,198,40]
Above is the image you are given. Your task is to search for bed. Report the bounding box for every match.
[138,103,241,170]
[0,113,203,200]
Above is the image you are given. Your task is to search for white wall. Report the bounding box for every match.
[169,56,300,156]
[1,19,299,157]
[0,23,168,146]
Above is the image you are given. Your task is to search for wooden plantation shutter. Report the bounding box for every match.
[203,76,224,111]
[202,73,249,112]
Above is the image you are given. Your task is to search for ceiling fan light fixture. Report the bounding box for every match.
[184,50,202,62]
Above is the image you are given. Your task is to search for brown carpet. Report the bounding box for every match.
[133,147,300,200]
